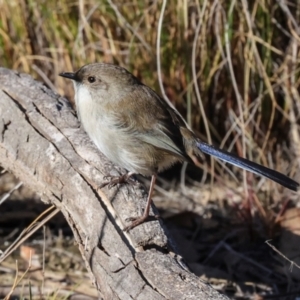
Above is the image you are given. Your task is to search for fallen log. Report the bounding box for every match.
[0,68,229,300]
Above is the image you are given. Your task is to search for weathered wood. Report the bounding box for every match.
[0,68,229,299]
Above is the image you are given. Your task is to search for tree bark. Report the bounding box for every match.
[0,68,229,300]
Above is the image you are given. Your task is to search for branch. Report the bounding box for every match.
[0,68,229,299]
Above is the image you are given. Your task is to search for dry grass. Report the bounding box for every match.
[1,0,300,299]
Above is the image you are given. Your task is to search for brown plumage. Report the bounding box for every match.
[60,63,299,231]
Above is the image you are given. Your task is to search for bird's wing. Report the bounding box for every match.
[114,84,190,160]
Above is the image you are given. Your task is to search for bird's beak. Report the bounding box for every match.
[59,72,78,81]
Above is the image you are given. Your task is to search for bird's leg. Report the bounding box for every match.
[123,174,158,232]
[100,171,136,189]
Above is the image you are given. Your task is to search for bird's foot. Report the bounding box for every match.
[123,214,160,232]
[100,172,136,189]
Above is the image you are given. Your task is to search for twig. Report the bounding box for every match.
[0,206,59,263]
[0,182,23,206]
[266,240,300,271]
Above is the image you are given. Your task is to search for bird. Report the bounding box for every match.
[60,63,299,231]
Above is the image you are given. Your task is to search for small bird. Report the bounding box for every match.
[60,63,299,231]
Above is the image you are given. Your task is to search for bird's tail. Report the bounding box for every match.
[196,141,299,192]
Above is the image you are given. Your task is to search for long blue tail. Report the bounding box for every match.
[197,141,299,191]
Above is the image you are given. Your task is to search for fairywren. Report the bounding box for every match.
[60,63,299,231]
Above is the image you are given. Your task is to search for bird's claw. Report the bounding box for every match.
[99,173,136,189]
[123,214,160,232]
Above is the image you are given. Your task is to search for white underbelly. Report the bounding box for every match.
[84,117,147,174]
[74,84,144,173]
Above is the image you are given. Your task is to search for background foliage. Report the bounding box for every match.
[1,0,300,299]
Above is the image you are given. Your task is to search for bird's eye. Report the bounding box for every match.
[87,76,96,83]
